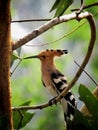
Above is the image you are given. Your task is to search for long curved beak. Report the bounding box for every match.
[23,55,39,59]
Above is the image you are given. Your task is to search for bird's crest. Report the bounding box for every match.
[24,49,68,60]
[38,49,68,58]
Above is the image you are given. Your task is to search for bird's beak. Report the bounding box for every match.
[23,55,39,59]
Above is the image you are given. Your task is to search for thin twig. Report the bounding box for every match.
[25,21,87,47]
[71,2,98,12]
[76,0,84,14]
[12,100,55,111]
[74,60,98,86]
[11,59,22,76]
[84,2,98,10]
[11,18,51,23]
[11,3,98,23]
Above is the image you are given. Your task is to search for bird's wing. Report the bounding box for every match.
[51,70,68,93]
[51,70,77,121]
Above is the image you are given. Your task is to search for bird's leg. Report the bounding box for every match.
[48,96,58,106]
[48,95,64,106]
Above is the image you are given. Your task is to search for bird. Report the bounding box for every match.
[24,49,77,125]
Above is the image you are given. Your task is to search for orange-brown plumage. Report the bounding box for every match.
[37,49,68,90]
[24,49,76,125]
[24,49,68,90]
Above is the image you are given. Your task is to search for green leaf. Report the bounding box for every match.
[20,101,32,106]
[50,0,73,17]
[67,85,98,130]
[13,101,35,129]
[79,84,98,118]
[55,0,73,17]
[79,84,98,130]
[50,0,60,12]
[13,111,35,129]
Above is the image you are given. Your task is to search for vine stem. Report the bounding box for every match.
[74,60,98,86]
[11,59,22,76]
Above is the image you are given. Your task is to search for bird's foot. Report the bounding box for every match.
[48,96,57,106]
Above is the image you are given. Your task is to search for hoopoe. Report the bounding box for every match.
[24,49,77,124]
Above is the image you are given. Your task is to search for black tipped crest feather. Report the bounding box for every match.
[24,49,68,60]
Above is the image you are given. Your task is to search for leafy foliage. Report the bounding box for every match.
[50,0,73,17]
[67,84,98,130]
[13,101,35,129]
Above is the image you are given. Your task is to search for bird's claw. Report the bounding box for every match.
[49,96,57,106]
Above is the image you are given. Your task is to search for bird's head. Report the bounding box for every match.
[24,49,68,61]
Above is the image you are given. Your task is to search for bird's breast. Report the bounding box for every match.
[42,73,59,97]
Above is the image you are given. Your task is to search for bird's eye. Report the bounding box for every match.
[42,56,46,59]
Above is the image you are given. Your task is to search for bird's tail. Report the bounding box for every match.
[61,92,77,124]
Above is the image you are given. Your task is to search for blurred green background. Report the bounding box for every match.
[11,0,98,129]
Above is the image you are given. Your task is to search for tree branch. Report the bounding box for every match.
[12,12,91,50]
[12,101,53,111]
[54,13,96,104]
[11,18,51,23]
[12,12,96,111]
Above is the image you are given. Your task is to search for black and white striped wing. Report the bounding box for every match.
[51,70,77,122]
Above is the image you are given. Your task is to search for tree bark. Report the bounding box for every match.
[0,0,13,130]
